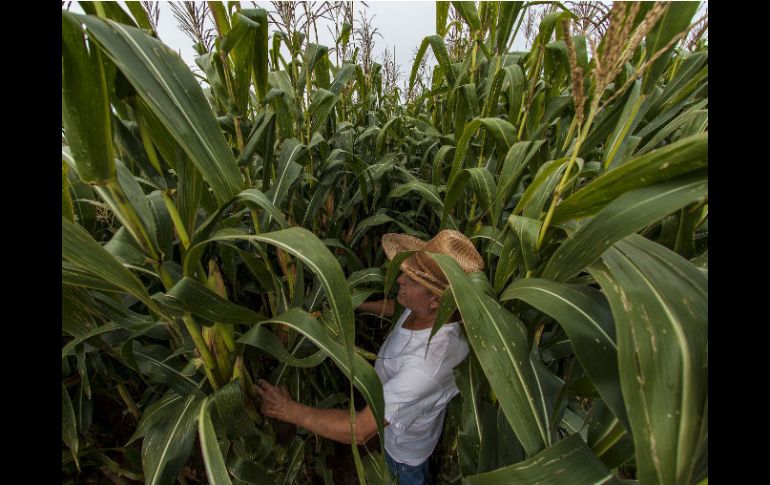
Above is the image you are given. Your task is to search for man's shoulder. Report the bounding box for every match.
[395,329,466,378]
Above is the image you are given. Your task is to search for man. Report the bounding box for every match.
[256,230,484,484]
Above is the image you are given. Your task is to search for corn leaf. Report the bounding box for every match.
[447,118,517,187]
[265,138,307,210]
[646,52,707,119]
[141,392,205,485]
[500,279,629,432]
[62,322,121,358]
[130,343,200,396]
[493,140,543,222]
[127,393,183,445]
[507,215,541,273]
[452,1,482,32]
[124,1,154,32]
[589,234,707,485]
[428,253,549,456]
[166,276,265,324]
[330,63,357,95]
[298,43,329,96]
[455,354,498,475]
[253,228,356,365]
[351,212,423,247]
[603,80,645,169]
[496,2,525,54]
[514,157,570,218]
[62,382,80,470]
[389,180,444,215]
[197,397,233,485]
[239,326,327,368]
[238,308,386,440]
[62,217,159,313]
[553,133,707,223]
[310,88,338,133]
[543,174,707,282]
[62,12,115,184]
[177,227,362,416]
[503,64,527,123]
[409,35,456,97]
[192,189,288,248]
[636,98,708,156]
[492,228,520,294]
[436,1,450,36]
[643,2,700,94]
[93,161,161,257]
[465,434,621,485]
[62,262,128,293]
[77,13,242,205]
[81,1,137,27]
[587,401,635,469]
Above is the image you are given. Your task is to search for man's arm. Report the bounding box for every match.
[357,299,395,317]
[256,379,386,444]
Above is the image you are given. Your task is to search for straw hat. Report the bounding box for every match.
[382,230,484,295]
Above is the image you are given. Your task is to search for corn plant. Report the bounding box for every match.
[62,2,707,484]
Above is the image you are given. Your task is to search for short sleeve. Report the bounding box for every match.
[382,362,444,433]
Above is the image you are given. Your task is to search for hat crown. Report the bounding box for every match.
[382,229,483,295]
[420,230,484,273]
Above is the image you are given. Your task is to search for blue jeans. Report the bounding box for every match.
[385,450,430,485]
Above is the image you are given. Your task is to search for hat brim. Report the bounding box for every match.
[401,264,446,296]
[383,233,447,296]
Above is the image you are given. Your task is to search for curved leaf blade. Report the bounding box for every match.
[452,1,482,32]
[500,279,629,432]
[553,133,707,223]
[77,14,242,205]
[62,383,80,470]
[428,253,549,456]
[62,217,159,313]
[198,397,233,485]
[169,280,385,436]
[238,326,327,368]
[543,174,708,282]
[62,12,115,184]
[465,434,620,485]
[507,215,541,273]
[142,392,204,485]
[514,157,570,218]
[643,2,699,93]
[589,235,707,485]
[131,343,199,396]
[252,228,356,370]
[238,308,385,440]
[409,35,456,96]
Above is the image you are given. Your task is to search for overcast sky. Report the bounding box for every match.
[66,1,707,80]
[68,1,531,86]
[163,1,443,77]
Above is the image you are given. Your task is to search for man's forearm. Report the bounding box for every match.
[284,402,371,444]
[357,299,394,316]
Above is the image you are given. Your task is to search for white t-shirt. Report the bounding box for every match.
[373,309,470,466]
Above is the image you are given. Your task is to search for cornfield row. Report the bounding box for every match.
[62,2,707,484]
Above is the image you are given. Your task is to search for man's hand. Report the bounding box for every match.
[255,379,296,422]
[255,379,383,444]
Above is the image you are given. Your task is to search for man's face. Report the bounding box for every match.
[396,273,435,311]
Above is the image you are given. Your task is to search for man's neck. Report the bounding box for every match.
[402,309,437,330]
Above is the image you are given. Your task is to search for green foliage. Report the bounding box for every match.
[62,2,707,484]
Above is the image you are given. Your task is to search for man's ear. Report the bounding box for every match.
[429,295,440,311]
